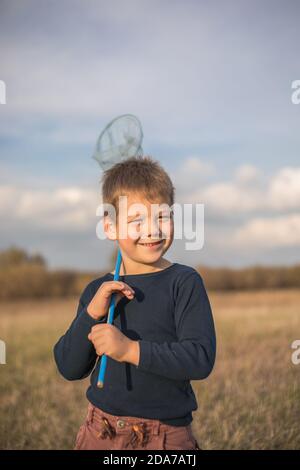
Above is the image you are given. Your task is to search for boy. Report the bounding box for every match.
[53,156,216,450]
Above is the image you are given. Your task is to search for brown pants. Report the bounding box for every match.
[74,402,201,450]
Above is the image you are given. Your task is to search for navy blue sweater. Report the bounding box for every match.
[53,263,216,426]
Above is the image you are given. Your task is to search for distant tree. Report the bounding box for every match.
[30,253,47,268]
[0,246,46,269]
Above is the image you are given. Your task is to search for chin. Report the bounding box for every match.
[136,251,164,264]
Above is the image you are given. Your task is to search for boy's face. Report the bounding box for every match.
[104,191,174,265]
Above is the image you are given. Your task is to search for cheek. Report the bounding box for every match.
[161,221,174,239]
[117,223,140,246]
[118,238,138,253]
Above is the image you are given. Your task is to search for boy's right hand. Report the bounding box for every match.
[86,281,135,321]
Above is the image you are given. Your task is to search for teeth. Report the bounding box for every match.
[141,240,162,246]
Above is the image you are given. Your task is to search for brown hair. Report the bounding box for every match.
[101,155,175,213]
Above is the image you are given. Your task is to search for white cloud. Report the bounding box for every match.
[267,167,300,211]
[0,184,98,232]
[234,164,262,185]
[2,163,299,249]
[201,182,262,213]
[232,213,300,248]
[179,165,300,215]
[172,156,215,196]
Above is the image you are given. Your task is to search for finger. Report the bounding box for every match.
[91,324,105,333]
[104,281,135,295]
[114,288,135,305]
[90,327,108,341]
[90,330,105,341]
[103,281,127,291]
[93,343,106,356]
[90,332,106,343]
[119,289,135,300]
[90,326,113,341]
[91,323,113,331]
[120,282,135,293]
[118,285,135,299]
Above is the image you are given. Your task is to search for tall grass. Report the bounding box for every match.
[0,289,299,449]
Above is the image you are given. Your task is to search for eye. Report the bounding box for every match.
[158,214,171,221]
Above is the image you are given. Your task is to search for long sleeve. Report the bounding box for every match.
[53,282,107,381]
[136,272,216,381]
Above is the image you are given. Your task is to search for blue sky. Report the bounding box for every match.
[0,0,300,271]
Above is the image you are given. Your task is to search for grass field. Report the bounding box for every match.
[0,289,299,449]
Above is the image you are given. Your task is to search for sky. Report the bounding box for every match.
[0,0,300,271]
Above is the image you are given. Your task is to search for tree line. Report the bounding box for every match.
[0,247,299,300]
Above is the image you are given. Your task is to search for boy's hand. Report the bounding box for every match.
[88,324,140,365]
[87,281,135,321]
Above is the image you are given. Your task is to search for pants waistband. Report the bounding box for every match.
[86,402,174,436]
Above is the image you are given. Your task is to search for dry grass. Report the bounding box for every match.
[0,290,299,449]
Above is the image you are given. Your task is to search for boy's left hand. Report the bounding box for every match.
[88,324,140,365]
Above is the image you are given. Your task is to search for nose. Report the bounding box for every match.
[140,216,161,240]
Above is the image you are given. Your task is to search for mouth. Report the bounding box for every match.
[138,240,165,248]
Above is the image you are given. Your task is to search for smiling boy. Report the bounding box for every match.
[53,156,216,450]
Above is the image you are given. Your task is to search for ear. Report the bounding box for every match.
[103,216,117,241]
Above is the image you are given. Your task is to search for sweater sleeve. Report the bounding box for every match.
[136,272,216,381]
[53,282,107,381]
